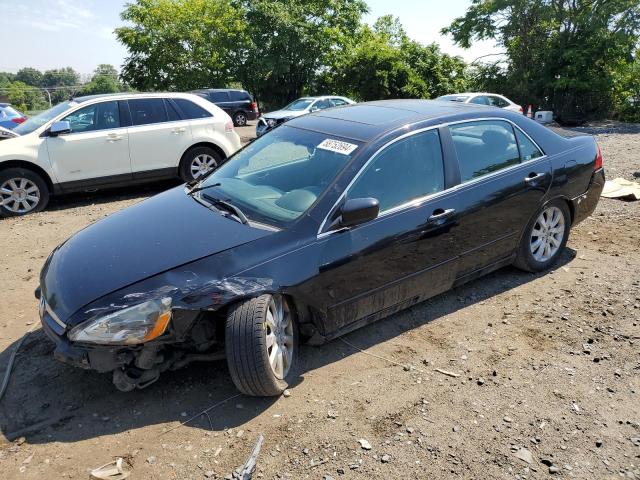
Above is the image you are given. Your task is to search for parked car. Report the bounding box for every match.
[0,93,241,217]
[0,103,27,130]
[37,100,604,395]
[192,88,259,127]
[437,92,523,113]
[256,96,356,137]
[0,125,18,141]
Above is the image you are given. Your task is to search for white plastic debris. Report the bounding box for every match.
[90,458,130,480]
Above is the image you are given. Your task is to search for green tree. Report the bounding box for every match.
[443,0,640,122]
[328,16,469,101]
[116,0,245,91]
[42,67,81,103]
[15,67,43,87]
[6,81,47,112]
[81,64,124,95]
[233,0,368,109]
[612,56,640,122]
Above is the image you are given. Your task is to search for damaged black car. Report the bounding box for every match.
[37,100,605,396]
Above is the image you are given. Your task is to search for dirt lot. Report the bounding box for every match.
[0,122,639,479]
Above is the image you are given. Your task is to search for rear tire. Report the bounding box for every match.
[0,168,49,217]
[179,146,221,182]
[225,294,298,397]
[513,199,571,272]
[232,111,248,127]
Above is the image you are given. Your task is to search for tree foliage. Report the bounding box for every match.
[116,0,245,91]
[328,16,468,101]
[81,64,126,95]
[232,0,368,109]
[444,0,640,122]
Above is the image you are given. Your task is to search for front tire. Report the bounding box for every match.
[179,147,221,182]
[225,294,298,397]
[0,168,49,217]
[514,200,571,272]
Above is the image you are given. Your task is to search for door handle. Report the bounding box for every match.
[524,172,547,184]
[172,127,186,134]
[427,208,455,223]
[106,134,123,142]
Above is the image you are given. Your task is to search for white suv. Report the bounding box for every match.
[0,93,242,216]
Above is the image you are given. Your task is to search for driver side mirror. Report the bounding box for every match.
[49,121,71,137]
[334,197,379,229]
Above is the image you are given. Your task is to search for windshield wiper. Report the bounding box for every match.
[202,193,249,224]
[188,182,221,195]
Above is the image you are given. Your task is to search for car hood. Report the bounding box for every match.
[40,186,273,321]
[263,109,308,120]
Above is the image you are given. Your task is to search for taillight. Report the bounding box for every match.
[518,106,523,114]
[251,102,258,113]
[225,120,234,133]
[594,143,603,170]
[11,117,26,124]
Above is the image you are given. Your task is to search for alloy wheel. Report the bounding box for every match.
[530,206,565,262]
[265,295,294,379]
[0,177,41,214]
[190,154,217,179]
[235,113,247,126]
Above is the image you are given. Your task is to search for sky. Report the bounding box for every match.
[0,0,500,76]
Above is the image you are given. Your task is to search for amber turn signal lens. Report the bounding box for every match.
[143,311,172,341]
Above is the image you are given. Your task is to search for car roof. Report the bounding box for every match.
[191,88,248,93]
[72,92,205,103]
[287,99,508,142]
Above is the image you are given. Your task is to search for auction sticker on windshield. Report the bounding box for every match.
[317,138,358,155]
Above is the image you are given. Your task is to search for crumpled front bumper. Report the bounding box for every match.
[570,168,605,226]
[40,308,134,372]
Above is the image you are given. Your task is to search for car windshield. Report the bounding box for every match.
[196,126,361,227]
[0,106,22,119]
[437,95,469,102]
[283,98,314,111]
[13,101,77,135]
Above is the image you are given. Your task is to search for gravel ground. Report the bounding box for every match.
[0,121,638,479]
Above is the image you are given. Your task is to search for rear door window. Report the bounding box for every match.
[129,98,168,126]
[470,96,489,105]
[229,91,250,101]
[210,91,230,102]
[164,99,182,121]
[173,98,213,119]
[450,120,521,182]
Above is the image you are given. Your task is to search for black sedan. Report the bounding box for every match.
[37,100,605,396]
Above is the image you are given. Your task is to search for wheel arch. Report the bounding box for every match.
[180,142,227,163]
[0,160,55,194]
[212,290,318,344]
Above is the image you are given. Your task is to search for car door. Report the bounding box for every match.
[308,128,461,334]
[46,100,131,185]
[126,98,194,175]
[446,119,551,277]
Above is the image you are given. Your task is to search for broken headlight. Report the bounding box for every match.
[68,297,172,345]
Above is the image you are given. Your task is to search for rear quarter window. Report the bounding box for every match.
[173,98,212,119]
